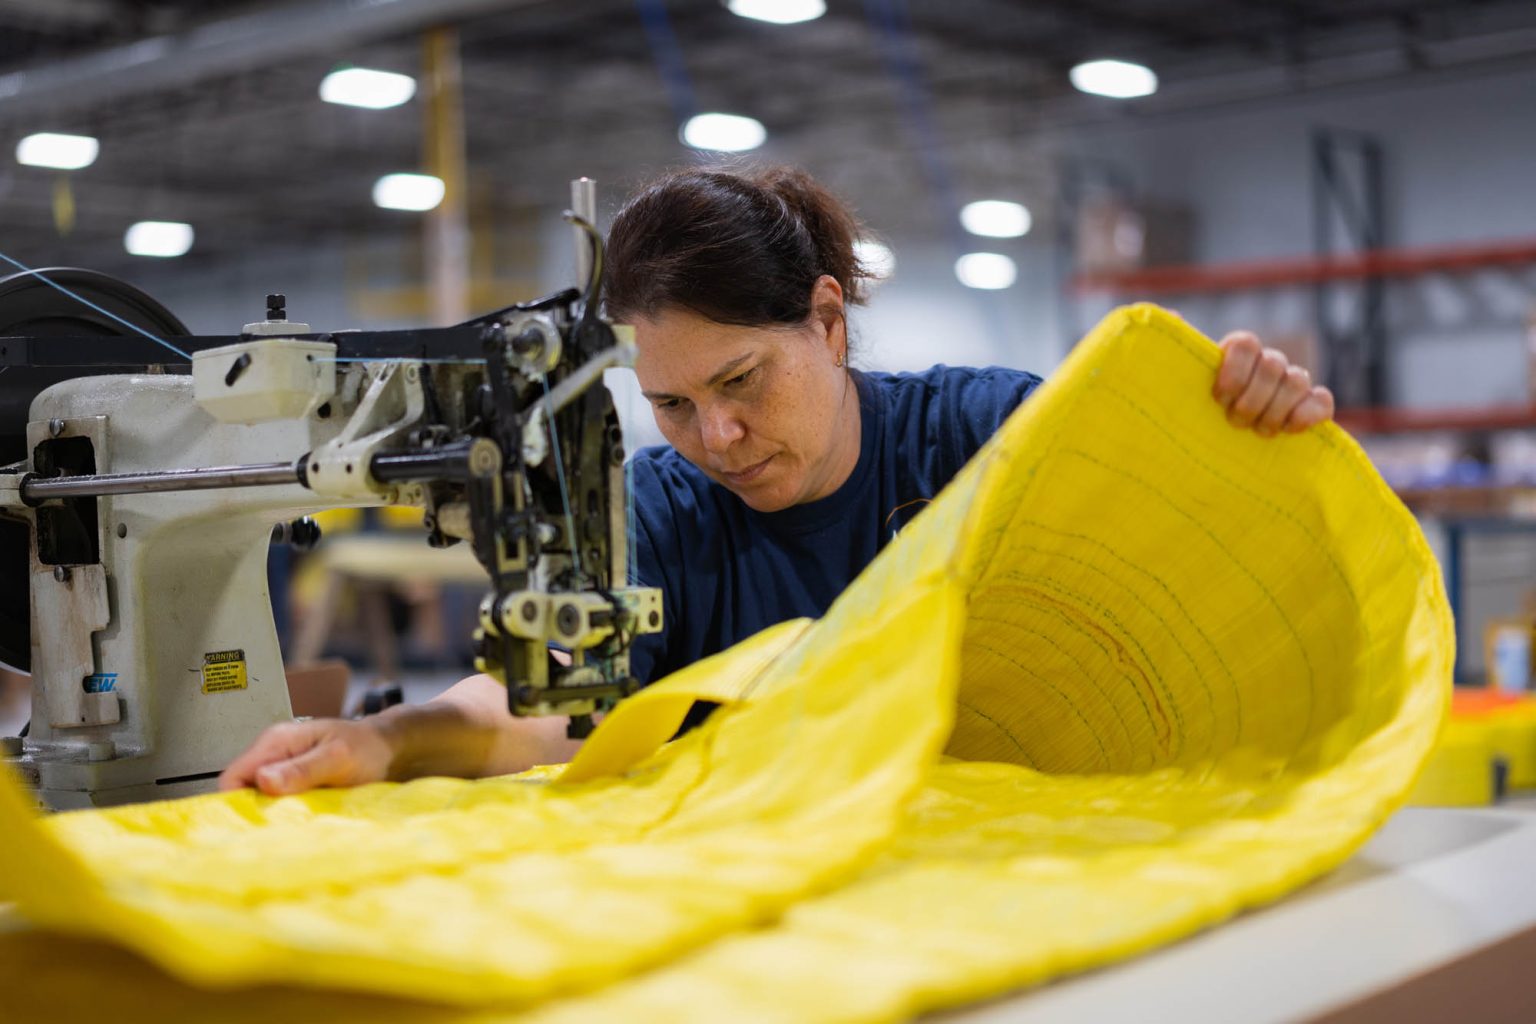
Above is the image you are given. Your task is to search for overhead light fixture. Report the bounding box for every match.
[960,200,1032,239]
[680,112,767,152]
[955,252,1017,291]
[124,221,194,258]
[16,132,99,170]
[319,67,417,109]
[1069,59,1158,99]
[726,0,825,24]
[855,239,896,282]
[373,173,445,212]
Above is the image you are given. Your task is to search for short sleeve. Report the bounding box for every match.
[949,367,1044,459]
[894,366,1044,492]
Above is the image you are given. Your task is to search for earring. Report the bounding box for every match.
[835,350,846,368]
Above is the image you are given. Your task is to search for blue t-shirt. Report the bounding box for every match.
[626,364,1042,686]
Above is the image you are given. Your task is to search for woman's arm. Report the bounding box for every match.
[217,673,583,797]
[380,673,584,779]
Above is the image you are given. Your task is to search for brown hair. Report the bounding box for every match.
[604,165,872,327]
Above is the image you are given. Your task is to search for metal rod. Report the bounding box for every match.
[521,344,634,465]
[370,444,472,483]
[571,177,597,288]
[22,461,300,500]
[537,344,632,420]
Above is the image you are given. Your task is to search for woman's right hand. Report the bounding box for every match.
[217,717,396,796]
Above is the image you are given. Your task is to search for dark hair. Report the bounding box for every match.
[604,165,872,327]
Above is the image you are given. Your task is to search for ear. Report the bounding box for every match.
[808,275,846,351]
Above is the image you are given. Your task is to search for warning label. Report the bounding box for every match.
[201,649,248,694]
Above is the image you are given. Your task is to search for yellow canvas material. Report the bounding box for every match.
[0,304,1451,1022]
[1405,719,1495,806]
[1408,692,1536,805]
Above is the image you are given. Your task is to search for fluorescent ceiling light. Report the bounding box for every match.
[855,239,896,281]
[373,173,445,212]
[726,0,825,24]
[16,132,99,170]
[319,67,417,109]
[955,252,1017,290]
[1069,59,1158,99]
[960,200,1032,239]
[124,221,194,258]
[680,112,767,152]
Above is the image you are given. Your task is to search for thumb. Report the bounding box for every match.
[254,738,352,796]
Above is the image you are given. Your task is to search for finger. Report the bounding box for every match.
[1227,348,1288,428]
[1283,386,1336,433]
[1255,365,1313,436]
[218,722,319,791]
[254,737,354,796]
[1213,332,1262,408]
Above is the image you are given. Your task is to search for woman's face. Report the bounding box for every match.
[630,281,860,513]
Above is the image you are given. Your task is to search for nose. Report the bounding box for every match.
[698,401,746,456]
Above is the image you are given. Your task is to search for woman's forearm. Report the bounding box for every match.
[372,674,584,780]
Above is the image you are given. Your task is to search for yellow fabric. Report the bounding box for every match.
[1408,691,1536,804]
[0,304,1451,1022]
[1493,704,1536,789]
[1405,719,1494,806]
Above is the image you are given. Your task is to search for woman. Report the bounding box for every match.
[220,166,1333,796]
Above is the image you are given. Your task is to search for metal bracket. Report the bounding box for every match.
[31,563,117,728]
[307,362,426,501]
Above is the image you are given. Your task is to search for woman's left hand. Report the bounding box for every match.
[1213,331,1335,436]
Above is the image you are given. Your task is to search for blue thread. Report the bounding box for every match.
[317,357,486,365]
[0,250,192,360]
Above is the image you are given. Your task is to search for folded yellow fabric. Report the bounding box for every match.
[0,304,1451,1022]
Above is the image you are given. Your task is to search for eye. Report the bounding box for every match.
[653,397,686,413]
[724,367,756,388]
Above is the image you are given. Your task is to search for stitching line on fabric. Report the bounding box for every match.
[1136,309,1416,587]
[954,700,1039,768]
[1057,446,1318,744]
[966,639,1113,769]
[993,578,1184,759]
[1008,549,1220,756]
[973,595,1160,755]
[1102,380,1364,611]
[1017,519,1244,747]
[1131,312,1392,755]
[965,613,1139,756]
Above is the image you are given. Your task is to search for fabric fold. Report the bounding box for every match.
[0,303,1450,1023]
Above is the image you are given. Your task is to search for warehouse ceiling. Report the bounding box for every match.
[2,0,1535,277]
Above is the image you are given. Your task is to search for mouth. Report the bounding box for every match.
[719,455,775,487]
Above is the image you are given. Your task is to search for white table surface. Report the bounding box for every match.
[937,797,1536,1023]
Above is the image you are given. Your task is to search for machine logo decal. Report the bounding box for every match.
[201,649,249,694]
[83,673,117,693]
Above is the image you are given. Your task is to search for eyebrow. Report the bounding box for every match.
[641,354,754,401]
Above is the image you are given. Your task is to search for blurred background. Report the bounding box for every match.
[2,0,1535,717]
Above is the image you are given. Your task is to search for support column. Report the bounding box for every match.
[423,26,470,326]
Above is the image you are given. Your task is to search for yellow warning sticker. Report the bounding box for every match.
[201,649,248,694]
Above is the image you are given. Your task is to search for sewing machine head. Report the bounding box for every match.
[0,188,661,809]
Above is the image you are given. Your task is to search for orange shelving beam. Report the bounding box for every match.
[1072,237,1536,296]
[1336,405,1536,434]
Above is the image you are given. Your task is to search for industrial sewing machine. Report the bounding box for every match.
[0,183,661,810]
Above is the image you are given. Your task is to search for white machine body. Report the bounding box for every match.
[12,372,357,808]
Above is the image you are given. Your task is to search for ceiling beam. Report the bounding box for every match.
[0,0,129,29]
[0,0,557,123]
